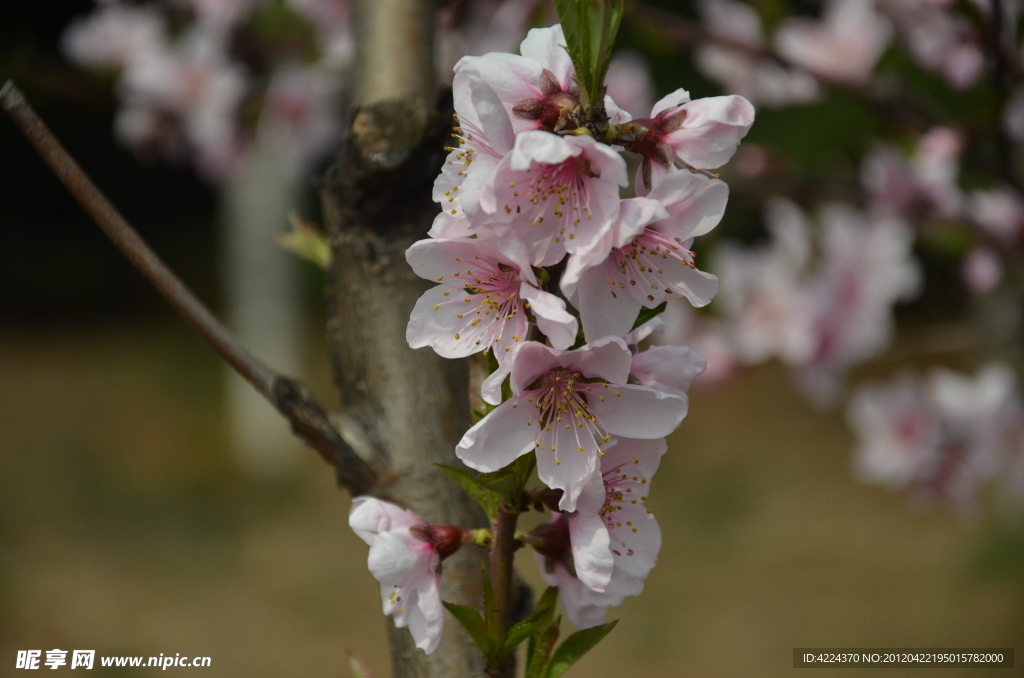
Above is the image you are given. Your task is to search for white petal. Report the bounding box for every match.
[521,283,578,350]
[519,25,573,89]
[456,396,538,472]
[588,384,687,438]
[349,497,423,545]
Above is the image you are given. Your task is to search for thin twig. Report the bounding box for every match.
[1,79,377,495]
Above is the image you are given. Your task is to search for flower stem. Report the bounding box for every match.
[488,504,520,672]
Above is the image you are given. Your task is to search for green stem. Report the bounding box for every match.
[487,505,520,676]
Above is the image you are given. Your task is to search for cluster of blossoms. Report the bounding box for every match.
[62,0,348,180]
[848,364,1024,512]
[679,197,921,406]
[695,0,1002,109]
[348,24,753,654]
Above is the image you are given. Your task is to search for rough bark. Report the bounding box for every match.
[320,2,490,675]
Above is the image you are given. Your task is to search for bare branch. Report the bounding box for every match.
[0,79,377,496]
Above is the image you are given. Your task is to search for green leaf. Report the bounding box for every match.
[526,616,561,678]
[551,0,624,111]
[443,602,493,656]
[631,302,667,331]
[535,586,559,613]
[278,212,331,270]
[477,466,522,507]
[544,620,618,678]
[500,604,555,661]
[513,451,537,496]
[434,464,497,519]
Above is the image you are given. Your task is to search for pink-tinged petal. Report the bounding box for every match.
[631,345,706,401]
[481,341,527,406]
[588,384,687,438]
[521,283,578,350]
[496,231,537,284]
[428,211,475,239]
[537,555,645,630]
[509,130,581,170]
[407,286,492,358]
[623,254,719,309]
[614,197,670,249]
[607,503,661,578]
[604,94,632,125]
[578,136,630,187]
[602,437,667,481]
[406,237,498,282]
[633,160,673,198]
[452,66,516,156]
[648,171,730,240]
[456,396,538,472]
[349,496,423,544]
[455,53,544,136]
[367,531,434,588]
[577,263,642,342]
[664,95,755,169]
[558,335,632,384]
[568,515,614,592]
[536,433,598,513]
[510,341,562,393]
[650,88,691,117]
[408,577,444,654]
[519,25,574,89]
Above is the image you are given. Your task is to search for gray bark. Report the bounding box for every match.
[321,1,490,675]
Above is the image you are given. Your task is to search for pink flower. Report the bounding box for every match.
[774,0,893,86]
[630,345,707,402]
[878,0,984,90]
[349,497,464,655]
[256,64,341,170]
[480,131,628,265]
[961,247,1003,296]
[406,233,578,404]
[695,0,821,109]
[568,437,667,591]
[456,338,688,511]
[62,2,168,71]
[562,170,726,341]
[715,200,817,367]
[532,515,644,629]
[969,187,1024,243]
[847,375,941,488]
[628,89,754,190]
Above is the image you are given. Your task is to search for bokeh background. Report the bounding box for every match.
[2,1,1023,676]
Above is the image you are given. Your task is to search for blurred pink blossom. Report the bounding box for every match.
[286,0,353,66]
[774,0,893,86]
[604,51,655,120]
[695,0,820,108]
[861,126,964,220]
[878,0,984,90]
[969,187,1024,243]
[961,247,1004,296]
[62,2,168,71]
[256,64,342,169]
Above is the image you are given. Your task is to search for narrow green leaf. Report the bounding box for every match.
[631,301,667,331]
[477,466,522,506]
[443,602,493,656]
[535,586,559,613]
[500,604,555,660]
[526,617,561,678]
[545,620,618,678]
[434,464,497,519]
[513,450,537,496]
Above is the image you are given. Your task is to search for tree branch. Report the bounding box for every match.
[0,79,377,496]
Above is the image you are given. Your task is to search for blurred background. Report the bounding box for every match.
[2,0,1023,676]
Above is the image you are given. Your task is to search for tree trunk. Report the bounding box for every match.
[320,1,490,675]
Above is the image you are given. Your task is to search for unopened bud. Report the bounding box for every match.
[408,524,466,561]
